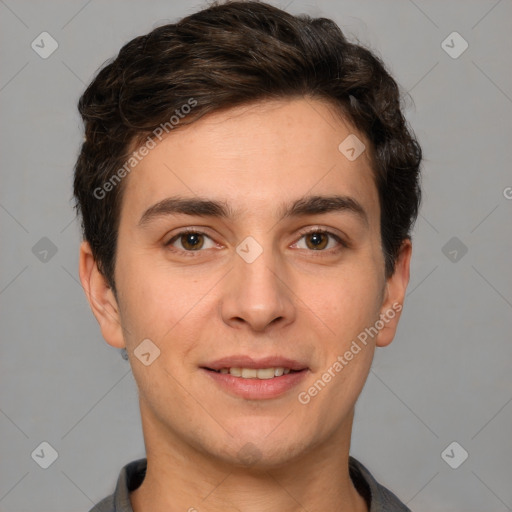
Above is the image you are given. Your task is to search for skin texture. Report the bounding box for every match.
[79,98,411,512]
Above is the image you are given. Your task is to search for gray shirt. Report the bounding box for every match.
[89,456,411,512]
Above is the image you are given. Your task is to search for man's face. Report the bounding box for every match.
[85,98,410,468]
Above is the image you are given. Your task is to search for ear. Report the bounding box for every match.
[79,240,125,349]
[375,238,412,348]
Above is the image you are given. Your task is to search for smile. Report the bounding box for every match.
[211,367,294,379]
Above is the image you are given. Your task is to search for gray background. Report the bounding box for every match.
[1,0,511,510]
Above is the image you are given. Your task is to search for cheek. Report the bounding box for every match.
[309,266,383,343]
[115,251,210,350]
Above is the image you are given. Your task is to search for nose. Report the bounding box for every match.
[220,242,296,333]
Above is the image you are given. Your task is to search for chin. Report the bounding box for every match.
[203,427,314,470]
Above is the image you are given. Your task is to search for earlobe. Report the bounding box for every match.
[375,239,412,348]
[78,241,126,349]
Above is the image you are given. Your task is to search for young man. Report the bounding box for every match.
[74,1,421,510]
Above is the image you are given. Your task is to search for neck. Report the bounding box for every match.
[130,405,368,512]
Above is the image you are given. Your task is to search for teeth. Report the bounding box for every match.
[217,367,294,379]
[241,368,258,378]
[230,367,242,377]
[251,368,274,379]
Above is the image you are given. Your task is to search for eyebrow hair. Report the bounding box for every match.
[280,194,368,225]
[138,194,368,227]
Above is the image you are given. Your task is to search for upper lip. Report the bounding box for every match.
[203,355,308,371]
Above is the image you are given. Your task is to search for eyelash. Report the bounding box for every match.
[165,227,347,256]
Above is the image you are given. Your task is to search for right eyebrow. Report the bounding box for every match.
[138,196,235,227]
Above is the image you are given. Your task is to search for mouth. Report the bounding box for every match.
[201,356,309,399]
[205,367,300,379]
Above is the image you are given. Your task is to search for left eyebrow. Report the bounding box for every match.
[138,194,368,227]
[279,194,368,227]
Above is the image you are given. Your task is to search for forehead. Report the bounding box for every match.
[120,98,379,226]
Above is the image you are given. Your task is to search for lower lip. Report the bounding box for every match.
[202,369,309,400]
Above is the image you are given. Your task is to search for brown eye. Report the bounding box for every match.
[305,232,328,250]
[293,229,345,253]
[179,232,204,250]
[166,231,216,252]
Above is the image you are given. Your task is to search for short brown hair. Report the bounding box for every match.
[73,0,421,291]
